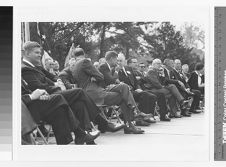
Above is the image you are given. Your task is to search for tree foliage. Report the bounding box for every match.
[27,22,203,70]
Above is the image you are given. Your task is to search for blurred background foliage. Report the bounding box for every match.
[26,22,205,70]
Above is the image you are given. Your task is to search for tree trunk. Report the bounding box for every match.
[125,46,130,59]
[99,23,106,58]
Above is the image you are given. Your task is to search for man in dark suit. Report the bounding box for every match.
[58,58,77,90]
[22,79,99,145]
[174,59,202,114]
[124,57,171,121]
[163,59,189,97]
[188,63,205,95]
[21,41,122,141]
[99,51,153,119]
[159,59,191,117]
[117,55,157,125]
[64,48,144,134]
[144,59,190,119]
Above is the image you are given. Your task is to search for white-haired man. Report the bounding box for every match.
[144,59,190,119]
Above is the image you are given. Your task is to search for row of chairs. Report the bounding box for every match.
[29,95,204,144]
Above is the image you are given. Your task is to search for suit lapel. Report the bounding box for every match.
[125,67,135,87]
[22,61,46,76]
[21,79,31,94]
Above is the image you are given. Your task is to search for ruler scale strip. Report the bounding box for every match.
[215,7,226,161]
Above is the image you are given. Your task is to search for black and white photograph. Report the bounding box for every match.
[19,20,208,160]
[9,0,213,163]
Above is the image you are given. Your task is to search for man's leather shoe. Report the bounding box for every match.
[180,100,189,109]
[86,141,97,145]
[89,130,101,136]
[169,113,175,118]
[144,117,156,123]
[138,112,153,118]
[135,120,150,126]
[99,122,124,133]
[181,111,191,117]
[160,115,171,121]
[190,110,201,114]
[174,112,182,118]
[124,125,144,134]
[75,131,100,145]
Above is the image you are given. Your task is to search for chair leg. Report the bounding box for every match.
[36,127,48,145]
[46,125,52,142]
[90,122,98,131]
[112,108,122,124]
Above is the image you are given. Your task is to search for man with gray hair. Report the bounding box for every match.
[174,59,202,114]
[181,64,190,82]
[144,59,190,120]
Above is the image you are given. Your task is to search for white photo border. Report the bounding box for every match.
[13,0,211,162]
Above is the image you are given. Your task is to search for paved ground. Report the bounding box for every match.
[38,112,208,161]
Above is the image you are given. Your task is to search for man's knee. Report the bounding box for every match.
[51,94,66,103]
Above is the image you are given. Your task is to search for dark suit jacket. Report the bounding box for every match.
[21,78,79,130]
[173,70,190,88]
[118,66,138,90]
[188,71,199,90]
[58,67,77,89]
[144,68,163,89]
[22,61,61,94]
[99,63,118,88]
[162,67,178,86]
[70,58,106,105]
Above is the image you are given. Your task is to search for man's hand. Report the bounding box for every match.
[39,94,50,100]
[135,89,143,93]
[185,88,190,92]
[30,89,49,100]
[115,79,120,84]
[91,77,97,82]
[55,80,66,91]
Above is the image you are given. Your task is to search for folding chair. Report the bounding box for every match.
[97,104,123,124]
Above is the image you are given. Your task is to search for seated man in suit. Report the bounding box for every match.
[163,59,190,97]
[64,48,145,134]
[160,59,192,117]
[188,63,205,95]
[21,41,122,142]
[58,58,78,90]
[144,59,190,119]
[181,64,190,82]
[174,59,202,114]
[117,55,157,125]
[22,79,99,145]
[124,57,170,121]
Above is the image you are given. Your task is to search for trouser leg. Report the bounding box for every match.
[166,84,184,102]
[45,107,73,145]
[57,89,100,122]
[134,91,157,115]
[190,89,201,111]
[104,91,132,123]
